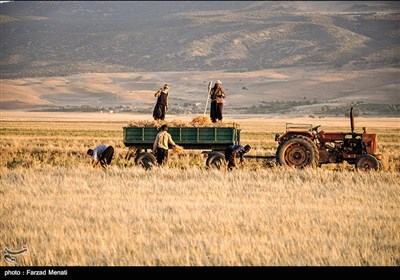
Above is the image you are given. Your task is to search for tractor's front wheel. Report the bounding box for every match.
[356,155,380,171]
[276,136,318,168]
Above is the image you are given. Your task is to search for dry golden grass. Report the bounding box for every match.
[1,114,399,266]
[1,167,399,266]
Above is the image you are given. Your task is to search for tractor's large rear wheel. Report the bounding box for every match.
[356,155,380,171]
[276,136,318,168]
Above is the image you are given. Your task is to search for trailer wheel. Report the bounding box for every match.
[276,136,318,168]
[377,160,384,171]
[356,155,380,171]
[206,152,225,170]
[135,152,156,170]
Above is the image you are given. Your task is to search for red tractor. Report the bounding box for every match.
[275,108,382,170]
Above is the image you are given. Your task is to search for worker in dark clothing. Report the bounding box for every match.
[225,144,251,170]
[87,144,114,169]
[210,80,225,123]
[153,83,170,121]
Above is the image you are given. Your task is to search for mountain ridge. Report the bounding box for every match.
[1,1,399,78]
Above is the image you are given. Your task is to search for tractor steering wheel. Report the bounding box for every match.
[310,125,321,133]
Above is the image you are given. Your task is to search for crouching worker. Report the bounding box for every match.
[87,144,114,169]
[153,124,177,166]
[225,144,251,170]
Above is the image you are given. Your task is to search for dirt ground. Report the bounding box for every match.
[1,67,398,112]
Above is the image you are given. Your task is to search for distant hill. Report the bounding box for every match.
[1,1,399,78]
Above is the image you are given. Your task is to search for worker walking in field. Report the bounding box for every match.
[153,83,170,121]
[210,80,225,123]
[87,144,114,169]
[153,124,177,165]
[225,144,251,170]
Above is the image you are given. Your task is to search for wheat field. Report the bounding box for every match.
[1,114,399,266]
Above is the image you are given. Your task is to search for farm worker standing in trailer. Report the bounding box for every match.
[225,144,251,170]
[209,80,225,123]
[153,83,170,121]
[87,144,114,169]
[153,124,177,165]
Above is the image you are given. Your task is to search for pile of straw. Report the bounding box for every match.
[128,120,165,127]
[169,119,188,127]
[127,116,237,128]
[190,116,211,126]
[171,145,185,155]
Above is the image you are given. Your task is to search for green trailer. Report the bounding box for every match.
[123,123,241,168]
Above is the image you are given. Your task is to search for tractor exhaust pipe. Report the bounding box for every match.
[350,107,355,134]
